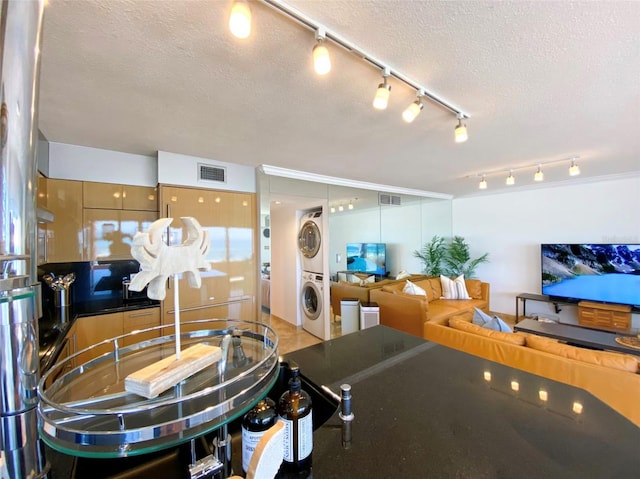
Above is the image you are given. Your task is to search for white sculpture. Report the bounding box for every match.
[129,217,210,300]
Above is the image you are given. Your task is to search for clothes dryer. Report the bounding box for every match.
[300,271,327,339]
[298,210,323,274]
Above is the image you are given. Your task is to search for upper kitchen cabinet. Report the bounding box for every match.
[83,182,158,211]
[83,182,123,209]
[83,209,157,261]
[159,186,257,324]
[44,179,83,263]
[122,185,158,211]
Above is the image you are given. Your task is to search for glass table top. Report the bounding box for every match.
[38,319,279,458]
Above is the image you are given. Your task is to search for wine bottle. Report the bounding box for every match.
[241,397,278,474]
[278,365,313,478]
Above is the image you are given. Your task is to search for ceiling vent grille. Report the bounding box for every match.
[379,193,401,206]
[198,163,226,183]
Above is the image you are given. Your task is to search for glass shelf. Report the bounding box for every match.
[38,319,279,458]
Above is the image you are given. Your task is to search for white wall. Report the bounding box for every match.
[453,176,640,327]
[48,142,157,186]
[158,151,255,192]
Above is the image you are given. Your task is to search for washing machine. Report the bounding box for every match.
[300,271,327,339]
[298,210,323,274]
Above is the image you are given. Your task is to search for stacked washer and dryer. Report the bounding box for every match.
[298,209,328,339]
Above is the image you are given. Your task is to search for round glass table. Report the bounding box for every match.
[38,319,279,458]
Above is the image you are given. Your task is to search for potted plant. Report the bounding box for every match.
[414,235,489,278]
[443,236,489,278]
[413,235,447,276]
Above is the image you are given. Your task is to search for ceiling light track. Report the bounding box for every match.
[259,0,469,119]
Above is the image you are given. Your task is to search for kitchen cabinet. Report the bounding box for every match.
[84,182,158,211]
[74,312,124,366]
[83,209,157,261]
[122,307,161,346]
[159,186,257,326]
[43,179,84,263]
[73,307,161,364]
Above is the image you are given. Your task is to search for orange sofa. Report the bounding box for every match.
[425,316,640,427]
[330,274,427,318]
[369,276,490,337]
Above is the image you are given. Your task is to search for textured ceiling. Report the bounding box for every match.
[38,0,640,197]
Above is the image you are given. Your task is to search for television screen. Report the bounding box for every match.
[346,243,386,275]
[541,243,640,307]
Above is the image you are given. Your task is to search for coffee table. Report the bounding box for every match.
[514,318,640,356]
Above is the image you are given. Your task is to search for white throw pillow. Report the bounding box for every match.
[395,270,410,280]
[360,275,375,286]
[440,275,471,300]
[403,280,427,296]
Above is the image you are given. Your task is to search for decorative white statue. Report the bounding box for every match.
[129,216,210,300]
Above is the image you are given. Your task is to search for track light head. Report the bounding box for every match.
[534,165,544,182]
[454,115,468,143]
[569,158,581,176]
[402,90,425,123]
[479,175,488,190]
[313,29,331,75]
[506,171,515,185]
[229,0,252,39]
[373,68,391,110]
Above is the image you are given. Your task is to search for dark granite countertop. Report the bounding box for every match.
[44,326,640,478]
[283,326,640,478]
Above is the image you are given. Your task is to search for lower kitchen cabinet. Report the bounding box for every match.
[122,307,161,346]
[74,312,124,366]
[72,307,161,365]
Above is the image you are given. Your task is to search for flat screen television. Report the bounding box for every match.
[541,243,640,307]
[346,243,387,276]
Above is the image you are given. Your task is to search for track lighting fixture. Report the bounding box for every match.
[228,0,252,39]
[454,114,468,143]
[373,67,391,110]
[569,158,581,176]
[402,90,425,123]
[534,165,544,182]
[313,29,331,75]
[330,206,336,213]
[505,170,515,186]
[348,201,354,210]
[338,204,344,212]
[479,175,487,190]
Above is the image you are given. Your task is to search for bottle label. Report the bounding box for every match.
[242,426,265,472]
[280,412,313,462]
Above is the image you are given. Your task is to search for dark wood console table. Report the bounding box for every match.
[514,318,640,357]
[515,293,578,323]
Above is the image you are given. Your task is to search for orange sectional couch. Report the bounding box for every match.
[369,276,490,337]
[426,315,640,427]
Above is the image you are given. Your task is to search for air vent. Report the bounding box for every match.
[198,163,226,183]
[379,193,401,206]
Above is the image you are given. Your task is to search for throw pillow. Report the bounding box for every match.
[440,275,471,300]
[360,275,375,286]
[485,316,513,333]
[395,270,410,280]
[472,307,493,327]
[403,280,427,296]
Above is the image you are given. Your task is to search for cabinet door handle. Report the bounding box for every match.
[127,311,154,318]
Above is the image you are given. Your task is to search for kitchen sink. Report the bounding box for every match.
[68,362,340,479]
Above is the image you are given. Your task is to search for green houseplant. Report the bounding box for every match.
[443,236,489,278]
[413,235,447,276]
[414,235,489,278]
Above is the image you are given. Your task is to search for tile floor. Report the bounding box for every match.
[261,310,342,355]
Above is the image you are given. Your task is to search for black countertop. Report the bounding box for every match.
[283,326,640,478]
[44,326,640,478]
